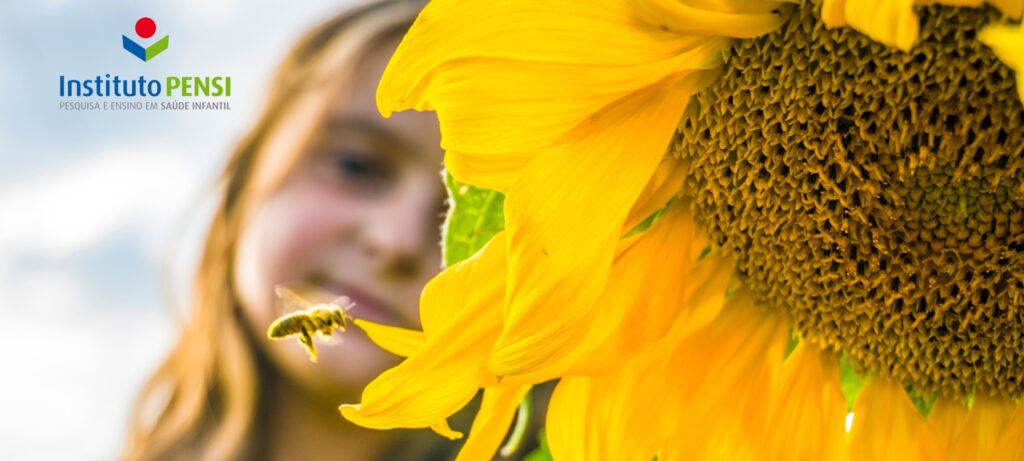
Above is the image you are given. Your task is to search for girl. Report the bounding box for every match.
[121,1,452,459]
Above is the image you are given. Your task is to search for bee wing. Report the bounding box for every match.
[274,283,313,315]
[295,282,343,305]
[330,295,356,312]
[275,281,352,314]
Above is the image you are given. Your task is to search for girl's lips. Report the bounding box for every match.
[324,282,403,326]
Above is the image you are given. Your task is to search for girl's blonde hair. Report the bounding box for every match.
[121,2,423,459]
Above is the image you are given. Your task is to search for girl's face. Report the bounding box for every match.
[233,35,445,397]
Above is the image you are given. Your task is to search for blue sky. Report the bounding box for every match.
[0,1,359,459]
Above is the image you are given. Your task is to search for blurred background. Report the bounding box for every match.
[0,1,359,459]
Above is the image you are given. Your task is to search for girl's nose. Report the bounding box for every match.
[357,186,440,277]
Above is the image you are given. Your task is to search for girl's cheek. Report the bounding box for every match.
[259,183,362,285]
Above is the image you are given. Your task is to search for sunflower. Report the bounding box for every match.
[339,0,1024,459]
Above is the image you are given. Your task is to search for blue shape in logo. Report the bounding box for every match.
[123,18,169,62]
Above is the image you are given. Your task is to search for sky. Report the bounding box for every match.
[0,1,358,459]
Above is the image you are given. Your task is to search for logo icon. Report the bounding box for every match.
[122,17,169,62]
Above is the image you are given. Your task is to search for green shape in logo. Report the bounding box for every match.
[122,34,170,62]
[145,35,169,61]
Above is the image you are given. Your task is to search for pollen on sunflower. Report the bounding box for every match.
[675,1,1024,399]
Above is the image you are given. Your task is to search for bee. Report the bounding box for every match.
[267,284,355,362]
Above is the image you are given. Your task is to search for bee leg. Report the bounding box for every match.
[300,330,318,363]
[333,310,346,331]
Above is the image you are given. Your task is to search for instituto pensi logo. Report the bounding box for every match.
[122,17,168,62]
[57,15,233,112]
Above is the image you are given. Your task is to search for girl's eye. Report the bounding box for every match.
[312,148,396,195]
[335,151,380,179]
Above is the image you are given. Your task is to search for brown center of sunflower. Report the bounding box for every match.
[675,2,1024,398]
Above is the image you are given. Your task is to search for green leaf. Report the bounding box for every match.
[906,387,938,417]
[499,393,532,457]
[442,171,506,267]
[783,329,799,359]
[523,430,553,461]
[839,354,869,410]
[622,206,665,238]
[837,355,937,416]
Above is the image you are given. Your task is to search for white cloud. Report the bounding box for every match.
[0,267,87,319]
[178,0,242,27]
[0,310,173,461]
[34,0,74,14]
[0,146,205,260]
[0,147,197,459]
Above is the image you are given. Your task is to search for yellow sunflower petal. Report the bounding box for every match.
[544,228,737,459]
[454,385,531,461]
[928,0,1023,18]
[623,156,688,232]
[821,0,919,50]
[570,214,730,375]
[991,404,1024,460]
[994,0,1024,18]
[761,344,849,461]
[946,393,1016,459]
[517,201,722,382]
[489,70,720,377]
[419,232,508,336]
[849,376,927,461]
[548,333,684,461]
[352,319,424,358]
[548,347,672,461]
[431,420,464,441]
[823,0,1023,51]
[979,22,1024,103]
[339,236,506,431]
[663,247,735,340]
[660,288,789,460]
[444,150,534,191]
[380,0,790,379]
[496,231,643,384]
[628,0,791,38]
[547,377,599,461]
[920,397,969,460]
[379,0,735,189]
[602,359,678,459]
[339,295,500,430]
[545,260,738,461]
[821,0,850,27]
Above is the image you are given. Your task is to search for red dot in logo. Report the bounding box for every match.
[135,17,156,39]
